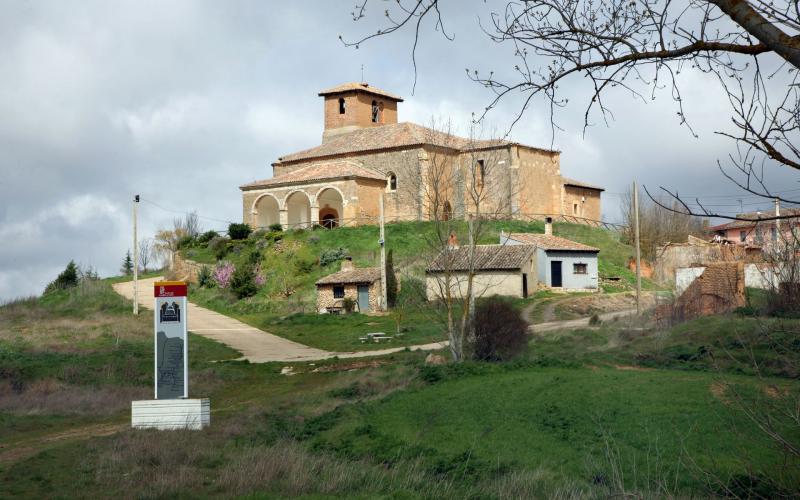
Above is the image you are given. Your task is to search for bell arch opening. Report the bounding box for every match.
[317,187,344,229]
[285,191,312,229]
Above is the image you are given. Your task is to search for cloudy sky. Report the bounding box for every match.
[1,0,797,300]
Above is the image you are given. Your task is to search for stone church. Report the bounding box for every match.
[240,82,602,229]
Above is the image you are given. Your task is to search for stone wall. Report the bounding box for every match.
[562,185,602,221]
[170,253,203,283]
[316,280,382,313]
[654,241,755,284]
[664,262,745,321]
[323,93,398,141]
[515,146,562,216]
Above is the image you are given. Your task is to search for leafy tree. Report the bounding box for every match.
[121,250,133,276]
[44,260,79,294]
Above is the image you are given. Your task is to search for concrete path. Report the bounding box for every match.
[529,309,638,333]
[113,277,447,363]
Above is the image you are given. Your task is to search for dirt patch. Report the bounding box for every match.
[311,360,390,373]
[0,380,149,416]
[556,292,658,318]
[763,384,789,399]
[710,381,731,404]
[0,422,125,465]
[613,364,653,372]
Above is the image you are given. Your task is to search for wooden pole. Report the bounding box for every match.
[633,182,642,315]
[379,193,387,311]
[133,194,139,315]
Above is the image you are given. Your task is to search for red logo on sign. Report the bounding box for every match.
[154,283,187,297]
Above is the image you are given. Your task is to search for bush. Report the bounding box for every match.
[319,247,349,267]
[230,264,258,299]
[228,223,252,240]
[177,235,195,249]
[248,229,267,241]
[268,223,283,232]
[208,236,229,260]
[44,261,80,295]
[197,230,219,244]
[197,265,213,288]
[472,298,529,362]
[214,262,235,289]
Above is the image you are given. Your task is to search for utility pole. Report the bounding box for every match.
[632,182,642,315]
[133,194,140,315]
[379,193,387,311]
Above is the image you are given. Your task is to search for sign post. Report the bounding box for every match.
[154,281,188,399]
[131,280,210,430]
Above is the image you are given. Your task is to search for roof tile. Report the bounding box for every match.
[318,82,404,101]
[426,244,536,272]
[507,233,599,252]
[315,267,382,285]
[241,160,385,190]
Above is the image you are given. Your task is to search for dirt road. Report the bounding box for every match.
[113,277,447,362]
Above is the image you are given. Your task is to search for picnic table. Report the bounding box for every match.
[359,332,393,343]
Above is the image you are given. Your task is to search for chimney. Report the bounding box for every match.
[544,217,553,236]
[341,257,353,272]
[447,232,459,249]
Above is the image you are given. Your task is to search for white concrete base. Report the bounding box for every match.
[131,398,210,430]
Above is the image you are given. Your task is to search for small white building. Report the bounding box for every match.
[501,228,600,291]
[425,244,538,300]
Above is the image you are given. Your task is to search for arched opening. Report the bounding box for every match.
[254,194,280,229]
[442,201,452,221]
[285,191,311,229]
[387,172,397,191]
[371,100,380,123]
[317,187,344,229]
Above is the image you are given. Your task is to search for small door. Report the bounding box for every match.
[357,285,370,312]
[550,261,563,287]
[522,273,528,298]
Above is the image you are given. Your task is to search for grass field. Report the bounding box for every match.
[1,277,799,497]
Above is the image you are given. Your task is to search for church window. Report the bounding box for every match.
[388,173,397,191]
[573,203,578,215]
[338,98,346,114]
[371,100,379,122]
[476,159,485,188]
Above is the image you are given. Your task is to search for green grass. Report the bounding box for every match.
[103,269,163,284]
[313,364,799,494]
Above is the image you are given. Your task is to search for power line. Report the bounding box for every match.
[139,198,234,226]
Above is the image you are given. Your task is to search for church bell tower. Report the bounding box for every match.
[318,82,403,142]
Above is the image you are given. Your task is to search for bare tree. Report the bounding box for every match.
[413,121,516,361]
[344,0,800,223]
[138,237,154,273]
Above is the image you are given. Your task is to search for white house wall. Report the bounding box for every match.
[542,250,599,289]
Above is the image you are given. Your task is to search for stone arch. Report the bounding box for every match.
[252,193,280,229]
[284,190,312,228]
[316,186,344,229]
[386,171,397,191]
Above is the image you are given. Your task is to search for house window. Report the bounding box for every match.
[371,100,379,122]
[573,263,587,275]
[333,285,345,299]
[338,98,346,114]
[476,159,485,188]
[388,173,397,191]
[740,230,747,243]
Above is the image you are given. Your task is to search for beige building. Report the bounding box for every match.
[425,244,537,300]
[315,259,382,314]
[241,82,603,229]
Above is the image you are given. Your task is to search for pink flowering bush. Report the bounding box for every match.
[254,269,266,287]
[214,261,235,289]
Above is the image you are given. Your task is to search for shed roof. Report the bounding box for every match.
[315,267,382,285]
[426,244,536,273]
[241,160,385,190]
[708,208,800,231]
[507,233,599,252]
[318,82,404,102]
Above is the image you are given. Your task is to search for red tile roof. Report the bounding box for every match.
[274,122,552,165]
[562,177,605,192]
[507,233,599,252]
[315,267,382,285]
[708,208,800,231]
[240,160,385,190]
[426,244,537,272]
[318,82,403,101]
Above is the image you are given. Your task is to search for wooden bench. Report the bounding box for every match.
[359,332,394,343]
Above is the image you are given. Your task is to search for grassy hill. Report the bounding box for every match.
[1,269,798,497]
[182,220,656,350]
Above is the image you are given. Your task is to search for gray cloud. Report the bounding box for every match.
[1,1,796,300]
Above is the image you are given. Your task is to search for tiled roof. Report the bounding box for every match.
[274,122,546,165]
[426,244,536,272]
[318,82,404,101]
[316,267,382,285]
[241,160,385,190]
[708,208,800,231]
[507,233,599,252]
[562,177,604,191]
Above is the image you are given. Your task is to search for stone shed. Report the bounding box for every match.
[425,244,537,300]
[315,259,382,314]
[664,262,746,321]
